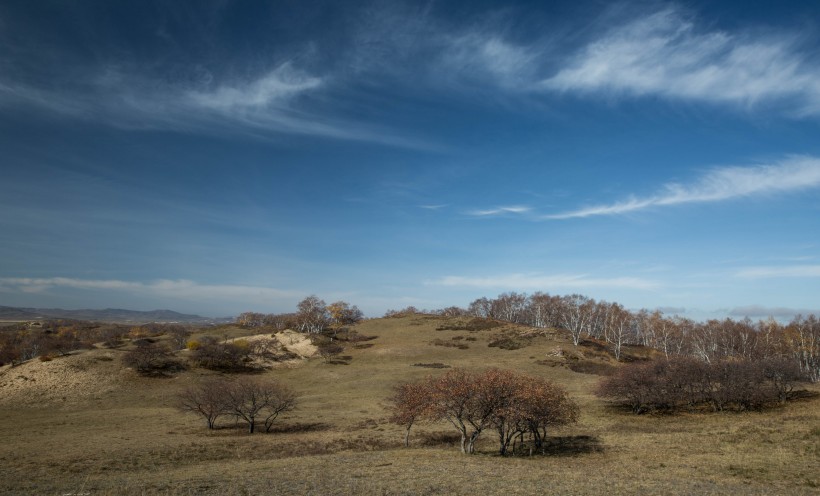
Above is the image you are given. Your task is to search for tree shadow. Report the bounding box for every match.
[267,422,332,434]
[537,435,604,456]
[327,356,353,365]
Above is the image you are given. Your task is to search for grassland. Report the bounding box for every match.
[0,315,818,495]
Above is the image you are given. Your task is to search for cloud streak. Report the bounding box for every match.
[0,61,430,148]
[546,156,820,219]
[467,205,532,217]
[0,277,302,302]
[432,273,658,291]
[541,8,820,113]
[735,265,820,278]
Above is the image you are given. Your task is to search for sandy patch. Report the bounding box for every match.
[0,349,127,406]
[273,330,317,358]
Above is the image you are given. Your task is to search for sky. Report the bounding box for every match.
[1,0,820,320]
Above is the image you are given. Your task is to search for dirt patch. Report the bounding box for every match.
[273,330,317,359]
[0,349,127,406]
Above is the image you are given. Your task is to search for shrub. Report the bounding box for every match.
[123,342,186,376]
[596,357,807,413]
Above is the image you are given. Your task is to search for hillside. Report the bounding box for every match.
[0,315,817,495]
[0,305,227,323]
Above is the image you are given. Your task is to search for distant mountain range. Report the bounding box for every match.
[0,305,232,324]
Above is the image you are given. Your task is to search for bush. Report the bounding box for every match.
[596,357,807,413]
[189,337,255,372]
[123,342,186,376]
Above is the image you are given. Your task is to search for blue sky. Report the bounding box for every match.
[2,0,820,319]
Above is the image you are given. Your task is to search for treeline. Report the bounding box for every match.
[389,292,819,383]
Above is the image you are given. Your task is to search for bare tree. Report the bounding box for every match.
[558,294,596,346]
[223,377,297,433]
[296,295,330,333]
[606,303,633,361]
[178,379,231,429]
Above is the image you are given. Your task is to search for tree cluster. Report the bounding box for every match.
[596,356,806,413]
[0,321,196,366]
[0,320,107,365]
[186,336,292,371]
[388,368,578,455]
[178,377,297,433]
[454,292,819,382]
[236,297,363,334]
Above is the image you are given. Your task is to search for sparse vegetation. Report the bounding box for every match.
[1,312,818,495]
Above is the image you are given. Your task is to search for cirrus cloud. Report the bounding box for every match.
[546,156,820,219]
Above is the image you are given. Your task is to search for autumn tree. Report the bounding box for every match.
[327,301,364,327]
[388,381,431,447]
[388,368,578,455]
[236,312,265,327]
[493,375,578,455]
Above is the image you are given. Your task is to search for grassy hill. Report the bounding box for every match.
[0,315,817,495]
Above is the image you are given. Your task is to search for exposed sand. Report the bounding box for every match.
[0,349,128,406]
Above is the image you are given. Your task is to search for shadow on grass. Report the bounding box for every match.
[268,422,332,434]
[326,356,353,365]
[416,432,604,456]
[538,435,604,456]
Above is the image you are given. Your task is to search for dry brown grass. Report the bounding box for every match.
[0,315,818,495]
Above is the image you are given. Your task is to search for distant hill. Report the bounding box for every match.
[0,305,230,324]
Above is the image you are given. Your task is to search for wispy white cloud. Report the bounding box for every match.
[187,63,321,111]
[546,156,820,219]
[431,273,658,290]
[419,204,449,210]
[0,277,302,302]
[0,61,431,148]
[441,33,537,88]
[541,8,820,112]
[467,205,532,217]
[735,265,820,278]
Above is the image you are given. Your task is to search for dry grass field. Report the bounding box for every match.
[0,315,818,495]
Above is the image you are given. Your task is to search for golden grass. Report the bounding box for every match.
[0,315,818,495]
